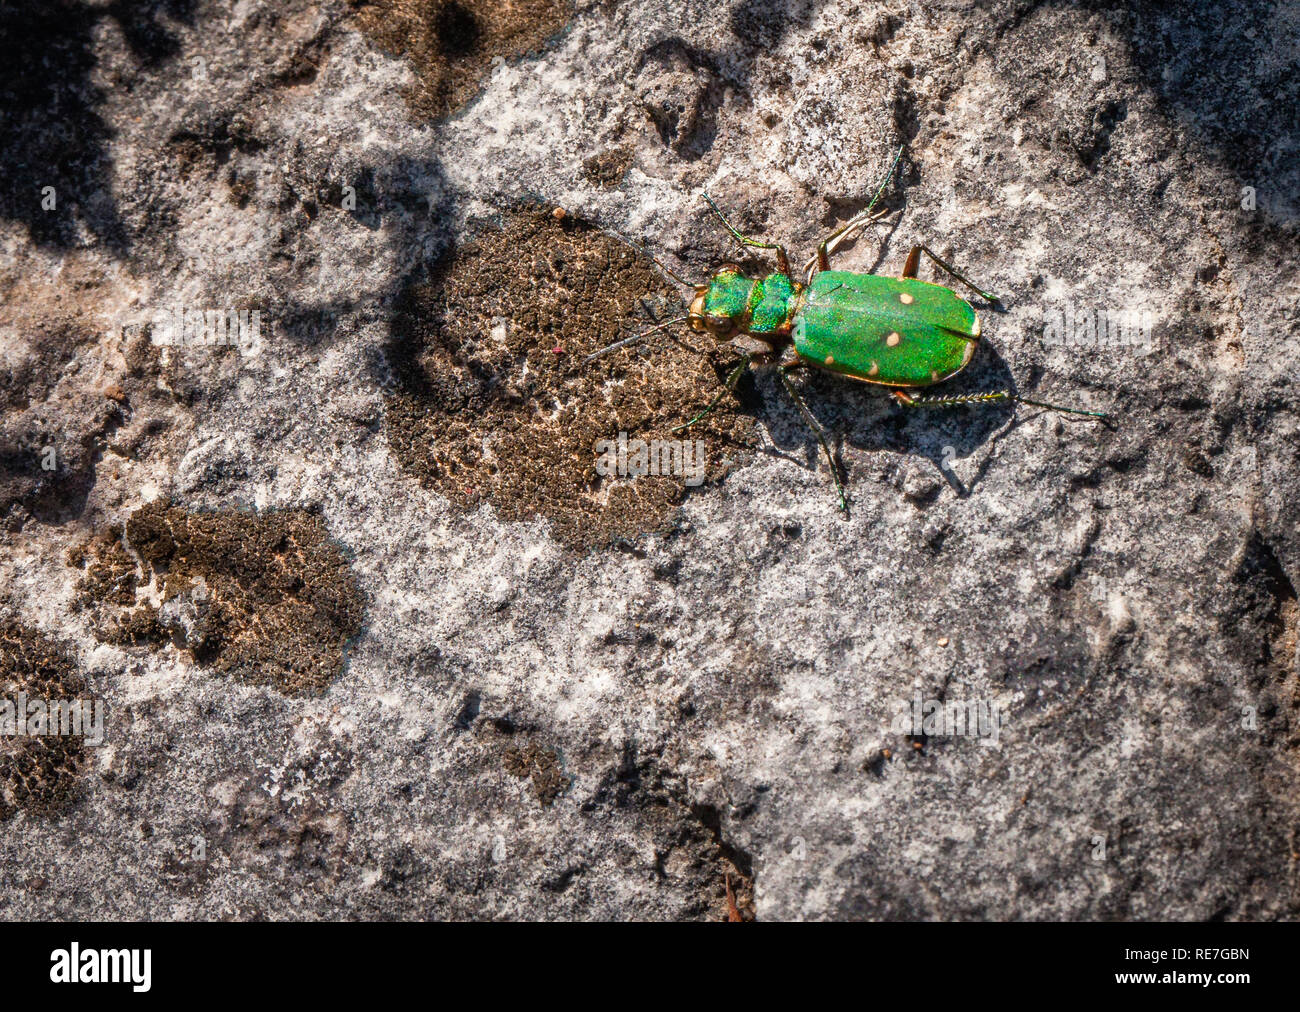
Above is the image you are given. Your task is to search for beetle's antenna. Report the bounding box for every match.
[584,316,689,364]
[862,145,906,218]
[1014,396,1109,419]
[612,236,703,288]
[646,252,702,289]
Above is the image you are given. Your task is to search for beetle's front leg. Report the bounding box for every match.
[731,335,774,360]
[701,193,792,276]
[672,354,753,433]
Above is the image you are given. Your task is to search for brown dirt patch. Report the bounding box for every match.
[503,741,571,807]
[582,147,633,188]
[69,502,366,694]
[0,622,90,819]
[383,206,754,550]
[355,0,576,119]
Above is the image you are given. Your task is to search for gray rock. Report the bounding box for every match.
[0,0,1296,920]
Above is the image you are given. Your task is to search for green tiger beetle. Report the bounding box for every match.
[589,147,1107,512]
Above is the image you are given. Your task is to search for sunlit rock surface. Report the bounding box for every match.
[0,0,1296,920]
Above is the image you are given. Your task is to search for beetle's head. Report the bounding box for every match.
[688,264,750,340]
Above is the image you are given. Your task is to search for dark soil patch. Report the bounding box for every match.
[69,503,365,694]
[383,206,754,550]
[0,621,90,819]
[355,0,576,119]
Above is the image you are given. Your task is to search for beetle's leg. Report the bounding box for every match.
[891,389,1108,418]
[892,389,1008,408]
[806,207,889,280]
[672,354,752,433]
[778,366,848,513]
[702,193,792,276]
[807,147,904,279]
[901,246,999,303]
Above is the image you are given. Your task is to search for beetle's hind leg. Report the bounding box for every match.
[891,389,1108,419]
[778,365,849,513]
[901,245,1000,304]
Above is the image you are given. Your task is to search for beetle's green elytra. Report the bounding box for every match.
[593,147,1107,513]
[795,272,978,387]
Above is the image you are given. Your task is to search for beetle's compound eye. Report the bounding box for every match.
[706,314,734,336]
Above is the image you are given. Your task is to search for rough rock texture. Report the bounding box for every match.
[0,0,1296,920]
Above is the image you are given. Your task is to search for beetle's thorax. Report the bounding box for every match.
[689,268,801,340]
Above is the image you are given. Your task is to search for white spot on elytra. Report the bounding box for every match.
[886,332,900,346]
[868,361,879,376]
[899,292,914,305]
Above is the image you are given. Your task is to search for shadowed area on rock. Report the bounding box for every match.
[355,0,577,119]
[1005,1,1298,225]
[0,0,199,251]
